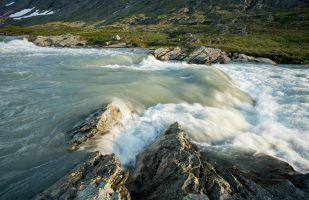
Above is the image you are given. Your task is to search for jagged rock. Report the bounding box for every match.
[127,122,309,200]
[152,46,230,65]
[232,53,277,65]
[68,103,124,151]
[35,152,130,200]
[185,46,230,64]
[30,34,86,47]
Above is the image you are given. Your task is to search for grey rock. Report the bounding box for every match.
[35,152,130,200]
[68,103,124,151]
[105,43,129,48]
[127,122,309,200]
[232,53,277,65]
[30,34,86,47]
[112,35,121,41]
[185,46,230,64]
[152,46,230,65]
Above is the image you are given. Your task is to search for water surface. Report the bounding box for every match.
[0,38,308,199]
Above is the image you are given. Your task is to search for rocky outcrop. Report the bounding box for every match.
[152,46,230,65]
[152,46,278,65]
[68,103,124,151]
[231,53,277,65]
[127,122,309,200]
[36,152,130,200]
[29,34,86,47]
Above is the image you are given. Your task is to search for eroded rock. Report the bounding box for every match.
[36,152,130,200]
[68,103,124,151]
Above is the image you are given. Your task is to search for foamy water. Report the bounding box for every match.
[0,38,308,199]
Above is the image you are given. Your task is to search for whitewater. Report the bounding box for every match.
[0,38,308,199]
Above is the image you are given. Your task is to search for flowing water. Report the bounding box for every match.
[0,38,308,199]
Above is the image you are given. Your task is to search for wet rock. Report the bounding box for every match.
[35,152,130,200]
[127,122,309,200]
[68,103,124,151]
[232,53,277,65]
[30,34,86,47]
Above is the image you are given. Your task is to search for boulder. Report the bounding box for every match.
[152,46,230,65]
[127,122,309,200]
[68,103,124,151]
[152,47,170,60]
[185,46,230,64]
[35,152,130,200]
[112,35,121,41]
[30,34,86,48]
[232,53,276,65]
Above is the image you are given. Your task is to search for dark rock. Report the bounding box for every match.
[35,152,130,200]
[127,122,309,200]
[68,103,124,151]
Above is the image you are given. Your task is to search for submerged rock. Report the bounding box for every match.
[36,152,130,200]
[152,46,230,65]
[29,34,86,48]
[68,103,124,151]
[231,53,277,65]
[127,122,309,200]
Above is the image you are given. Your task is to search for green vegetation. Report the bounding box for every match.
[0,7,308,64]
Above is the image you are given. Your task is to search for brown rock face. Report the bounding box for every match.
[35,152,130,200]
[68,103,124,151]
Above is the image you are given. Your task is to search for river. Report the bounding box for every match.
[0,38,308,199]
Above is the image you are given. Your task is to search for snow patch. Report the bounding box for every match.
[13,10,55,20]
[6,2,15,6]
[9,8,35,18]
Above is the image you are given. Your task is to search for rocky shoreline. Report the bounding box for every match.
[27,34,277,65]
[35,103,308,200]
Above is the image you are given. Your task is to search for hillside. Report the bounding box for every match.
[1,0,308,26]
[0,0,308,64]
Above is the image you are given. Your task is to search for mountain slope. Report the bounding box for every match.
[1,0,308,26]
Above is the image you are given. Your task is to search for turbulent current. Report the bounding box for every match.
[0,38,308,199]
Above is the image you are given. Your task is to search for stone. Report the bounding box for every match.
[105,43,128,48]
[127,122,309,200]
[68,103,124,151]
[112,35,121,41]
[35,152,130,200]
[30,34,86,48]
[185,46,230,64]
[232,53,277,65]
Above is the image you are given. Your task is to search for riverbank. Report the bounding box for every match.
[0,24,308,64]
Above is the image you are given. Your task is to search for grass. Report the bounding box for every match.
[0,21,308,64]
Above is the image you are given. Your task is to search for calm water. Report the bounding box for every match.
[0,38,308,199]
